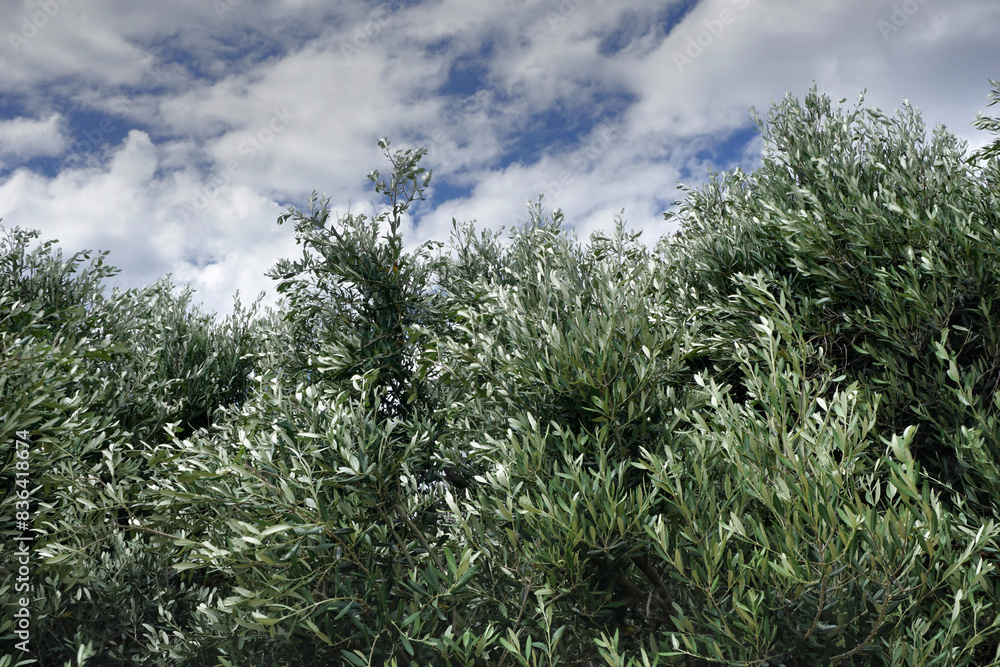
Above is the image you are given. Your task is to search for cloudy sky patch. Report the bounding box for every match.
[1,0,998,316]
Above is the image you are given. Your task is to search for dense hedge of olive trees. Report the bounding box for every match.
[3,81,1000,666]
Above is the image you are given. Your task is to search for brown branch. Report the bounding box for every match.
[394,503,441,571]
[382,507,415,570]
[631,553,677,627]
[117,522,183,541]
[393,502,459,630]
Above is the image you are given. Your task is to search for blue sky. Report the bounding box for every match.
[1,0,999,316]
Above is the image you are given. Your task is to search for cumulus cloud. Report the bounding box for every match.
[0,113,66,162]
[0,128,297,314]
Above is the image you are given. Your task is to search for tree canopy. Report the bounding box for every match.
[4,81,1000,666]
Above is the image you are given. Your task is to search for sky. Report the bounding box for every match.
[1,0,999,318]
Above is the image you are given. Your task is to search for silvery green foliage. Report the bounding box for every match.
[970,78,1000,165]
[267,138,443,424]
[426,84,1000,664]
[0,226,263,665]
[664,84,1000,515]
[7,80,1000,666]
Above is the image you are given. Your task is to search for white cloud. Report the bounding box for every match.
[1,1,155,90]
[1,0,999,318]
[0,128,297,315]
[0,113,66,161]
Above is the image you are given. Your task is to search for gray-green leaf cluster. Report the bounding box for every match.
[4,81,1000,666]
